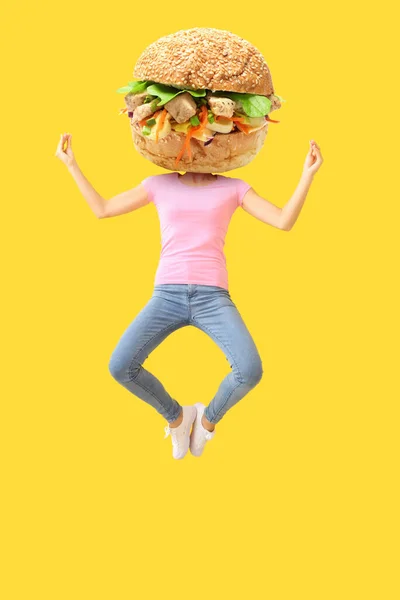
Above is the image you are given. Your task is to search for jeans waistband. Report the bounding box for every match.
[153,283,228,291]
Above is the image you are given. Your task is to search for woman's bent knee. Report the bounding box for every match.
[240,358,263,387]
[108,353,139,383]
[108,355,124,381]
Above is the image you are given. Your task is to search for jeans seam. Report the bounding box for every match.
[192,317,244,384]
[132,375,181,422]
[127,321,184,420]
[127,321,184,380]
[206,377,244,424]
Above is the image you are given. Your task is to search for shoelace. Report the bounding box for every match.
[164,425,183,449]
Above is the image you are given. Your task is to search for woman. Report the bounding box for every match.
[55,133,323,459]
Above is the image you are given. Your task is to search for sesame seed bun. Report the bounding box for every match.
[133,27,274,95]
[130,27,276,172]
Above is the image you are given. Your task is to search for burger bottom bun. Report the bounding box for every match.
[130,121,268,173]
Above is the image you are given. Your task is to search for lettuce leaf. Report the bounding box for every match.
[145,83,206,106]
[116,80,150,94]
[116,80,207,105]
[215,92,271,117]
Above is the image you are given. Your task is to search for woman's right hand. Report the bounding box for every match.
[302,140,323,178]
[55,132,75,168]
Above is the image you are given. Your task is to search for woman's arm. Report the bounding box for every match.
[68,161,149,218]
[97,184,150,218]
[55,133,150,218]
[66,161,106,218]
[242,140,323,231]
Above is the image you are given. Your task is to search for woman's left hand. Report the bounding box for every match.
[303,140,323,177]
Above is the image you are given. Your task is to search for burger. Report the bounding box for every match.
[117,27,285,173]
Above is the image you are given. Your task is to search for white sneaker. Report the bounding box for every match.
[164,406,197,459]
[189,403,215,457]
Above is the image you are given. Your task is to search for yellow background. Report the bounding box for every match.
[1,2,399,599]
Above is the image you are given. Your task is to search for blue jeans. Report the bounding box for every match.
[108,284,263,424]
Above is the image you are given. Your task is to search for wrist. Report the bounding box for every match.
[301,170,314,184]
[67,159,78,172]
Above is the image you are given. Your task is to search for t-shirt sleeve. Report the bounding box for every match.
[140,176,155,204]
[236,178,252,207]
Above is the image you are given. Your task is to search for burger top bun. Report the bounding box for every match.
[133,27,274,96]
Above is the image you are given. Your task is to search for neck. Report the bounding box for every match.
[178,172,218,184]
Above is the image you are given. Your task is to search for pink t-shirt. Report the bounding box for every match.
[140,172,252,290]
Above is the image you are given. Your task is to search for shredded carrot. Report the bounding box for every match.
[119,108,129,115]
[174,105,208,168]
[175,128,195,166]
[214,115,245,122]
[213,114,249,133]
[199,104,209,128]
[265,115,280,123]
[235,121,250,134]
[155,109,168,142]
[139,109,163,127]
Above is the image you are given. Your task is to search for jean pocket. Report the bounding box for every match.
[209,288,237,307]
[202,285,230,294]
[214,288,232,299]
